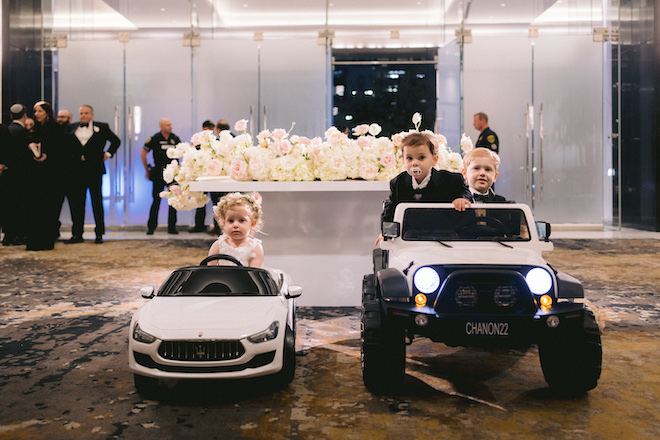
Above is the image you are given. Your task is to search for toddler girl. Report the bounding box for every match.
[208,192,264,268]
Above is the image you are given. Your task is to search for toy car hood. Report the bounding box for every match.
[389,243,550,269]
[135,296,287,340]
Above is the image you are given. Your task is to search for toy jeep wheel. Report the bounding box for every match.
[361,300,405,394]
[362,274,375,302]
[538,307,602,394]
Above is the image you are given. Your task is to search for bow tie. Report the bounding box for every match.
[473,193,490,202]
[80,123,89,128]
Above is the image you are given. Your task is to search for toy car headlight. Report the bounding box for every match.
[414,267,441,294]
[132,322,157,344]
[247,321,279,344]
[525,268,553,295]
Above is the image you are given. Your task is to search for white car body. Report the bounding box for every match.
[128,266,300,381]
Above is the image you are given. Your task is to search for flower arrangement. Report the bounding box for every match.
[161,114,473,210]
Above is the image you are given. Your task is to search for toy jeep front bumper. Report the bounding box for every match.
[381,300,586,348]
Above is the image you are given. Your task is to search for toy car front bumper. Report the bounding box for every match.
[128,336,284,380]
[383,300,586,348]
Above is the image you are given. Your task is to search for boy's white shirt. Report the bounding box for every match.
[411,172,432,190]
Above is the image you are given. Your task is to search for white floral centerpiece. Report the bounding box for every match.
[160,114,472,210]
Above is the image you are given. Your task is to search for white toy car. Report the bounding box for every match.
[362,203,602,395]
[129,254,302,397]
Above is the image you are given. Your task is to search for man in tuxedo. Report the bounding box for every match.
[66,105,120,244]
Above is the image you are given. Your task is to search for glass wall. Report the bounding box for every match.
[4,0,617,228]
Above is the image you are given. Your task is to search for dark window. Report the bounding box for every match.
[332,49,437,137]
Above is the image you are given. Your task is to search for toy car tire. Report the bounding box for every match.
[538,307,602,394]
[134,374,160,399]
[272,325,296,388]
[361,300,405,394]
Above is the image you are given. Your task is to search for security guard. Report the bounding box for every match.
[141,118,181,235]
[473,112,499,154]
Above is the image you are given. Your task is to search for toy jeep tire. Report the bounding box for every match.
[362,274,376,302]
[361,300,405,394]
[538,307,602,394]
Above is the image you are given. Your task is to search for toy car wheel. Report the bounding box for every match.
[361,300,405,394]
[362,274,376,302]
[273,325,296,388]
[538,307,602,394]
[134,374,159,399]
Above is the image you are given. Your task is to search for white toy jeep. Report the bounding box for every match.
[361,203,602,395]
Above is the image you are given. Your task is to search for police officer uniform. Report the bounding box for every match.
[476,127,499,154]
[143,131,181,234]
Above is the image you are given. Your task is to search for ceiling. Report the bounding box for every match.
[48,0,605,47]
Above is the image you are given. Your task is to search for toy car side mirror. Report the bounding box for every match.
[287,285,303,299]
[382,222,400,239]
[536,221,551,241]
[140,286,155,299]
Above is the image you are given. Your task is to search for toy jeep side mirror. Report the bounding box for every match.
[536,221,551,241]
[382,222,400,239]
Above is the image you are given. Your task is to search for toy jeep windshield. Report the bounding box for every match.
[362,203,601,395]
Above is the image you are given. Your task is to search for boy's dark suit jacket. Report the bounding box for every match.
[68,122,120,176]
[381,168,469,223]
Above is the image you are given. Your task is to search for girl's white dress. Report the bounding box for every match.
[213,234,262,266]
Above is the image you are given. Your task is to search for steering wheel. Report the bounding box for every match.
[455,216,508,238]
[199,254,244,267]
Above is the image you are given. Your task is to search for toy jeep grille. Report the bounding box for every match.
[435,268,536,314]
[158,340,245,361]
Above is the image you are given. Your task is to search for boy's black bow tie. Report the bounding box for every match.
[473,193,490,202]
[80,123,89,128]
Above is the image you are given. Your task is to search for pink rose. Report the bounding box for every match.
[356,136,371,148]
[230,158,249,180]
[274,139,293,156]
[204,158,223,176]
[359,163,379,180]
[271,128,287,140]
[234,119,248,132]
[353,124,369,136]
[330,155,346,170]
[379,151,396,168]
[169,185,183,197]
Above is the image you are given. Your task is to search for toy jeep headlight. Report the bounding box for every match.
[414,267,441,294]
[525,268,553,295]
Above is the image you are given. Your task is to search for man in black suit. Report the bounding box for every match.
[3,104,32,245]
[67,104,120,244]
[381,132,470,224]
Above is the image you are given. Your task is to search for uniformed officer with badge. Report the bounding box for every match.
[140,118,181,235]
[473,112,499,154]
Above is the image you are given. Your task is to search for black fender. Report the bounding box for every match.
[376,268,410,299]
[556,271,584,299]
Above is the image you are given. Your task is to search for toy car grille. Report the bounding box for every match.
[436,269,536,314]
[158,340,245,361]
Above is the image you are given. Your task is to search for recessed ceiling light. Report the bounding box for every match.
[160,8,166,12]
